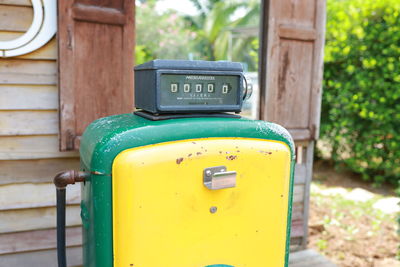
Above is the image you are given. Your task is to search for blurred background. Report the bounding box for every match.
[135,0,399,266]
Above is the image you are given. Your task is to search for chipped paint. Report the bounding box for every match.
[226,155,237,160]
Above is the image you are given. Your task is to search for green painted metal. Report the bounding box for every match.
[80,113,295,267]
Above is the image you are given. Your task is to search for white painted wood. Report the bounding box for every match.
[0,72,56,84]
[294,163,306,184]
[0,183,80,210]
[293,184,304,203]
[0,246,82,267]
[0,5,33,32]
[0,158,80,184]
[16,37,57,60]
[0,111,58,135]
[290,219,304,238]
[0,0,43,51]
[0,84,57,109]
[0,226,81,254]
[0,32,57,59]
[301,141,314,248]
[291,202,304,221]
[3,1,57,57]
[0,31,23,41]
[0,0,31,6]
[290,237,303,251]
[289,249,337,267]
[0,59,57,85]
[0,135,79,160]
[0,205,81,233]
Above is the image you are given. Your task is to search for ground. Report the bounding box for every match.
[308,161,399,267]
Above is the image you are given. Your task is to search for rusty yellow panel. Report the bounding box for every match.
[112,138,291,267]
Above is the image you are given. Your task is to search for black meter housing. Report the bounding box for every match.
[134,60,244,116]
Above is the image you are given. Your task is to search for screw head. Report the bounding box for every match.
[210,206,217,213]
[206,170,212,176]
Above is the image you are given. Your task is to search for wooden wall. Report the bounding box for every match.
[259,0,326,251]
[0,1,81,266]
[290,141,315,251]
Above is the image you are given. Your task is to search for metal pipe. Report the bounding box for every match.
[54,170,87,189]
[56,188,67,267]
[54,171,88,267]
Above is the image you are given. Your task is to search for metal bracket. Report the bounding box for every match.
[203,166,236,190]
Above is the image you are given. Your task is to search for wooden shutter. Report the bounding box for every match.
[58,0,135,151]
[259,0,326,141]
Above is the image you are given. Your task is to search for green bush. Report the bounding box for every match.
[321,0,400,186]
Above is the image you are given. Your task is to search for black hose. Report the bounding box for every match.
[56,188,67,267]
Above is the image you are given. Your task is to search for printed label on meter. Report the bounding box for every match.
[160,74,239,107]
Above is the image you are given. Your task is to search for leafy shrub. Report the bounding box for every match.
[320,0,400,186]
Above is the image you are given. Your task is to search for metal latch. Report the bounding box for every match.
[203,166,236,190]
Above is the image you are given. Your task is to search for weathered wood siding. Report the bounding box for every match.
[259,0,326,251]
[0,2,80,266]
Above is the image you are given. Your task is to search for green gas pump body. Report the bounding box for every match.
[79,114,295,267]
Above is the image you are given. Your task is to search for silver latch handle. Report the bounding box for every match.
[203,166,237,190]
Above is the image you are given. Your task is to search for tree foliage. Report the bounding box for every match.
[135,0,196,64]
[135,0,259,69]
[185,0,260,70]
[321,0,400,186]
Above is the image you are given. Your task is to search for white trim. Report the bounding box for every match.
[0,0,57,57]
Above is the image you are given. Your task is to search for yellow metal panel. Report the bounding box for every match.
[113,138,291,267]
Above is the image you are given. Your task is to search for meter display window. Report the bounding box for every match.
[160,74,240,107]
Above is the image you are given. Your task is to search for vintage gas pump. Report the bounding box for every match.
[54,60,295,267]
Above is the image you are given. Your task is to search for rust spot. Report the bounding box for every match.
[278,49,290,100]
[176,158,184,164]
[226,155,237,160]
[196,152,202,156]
[188,153,192,157]
[192,141,196,144]
[236,150,240,152]
[219,151,222,154]
[281,195,284,197]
